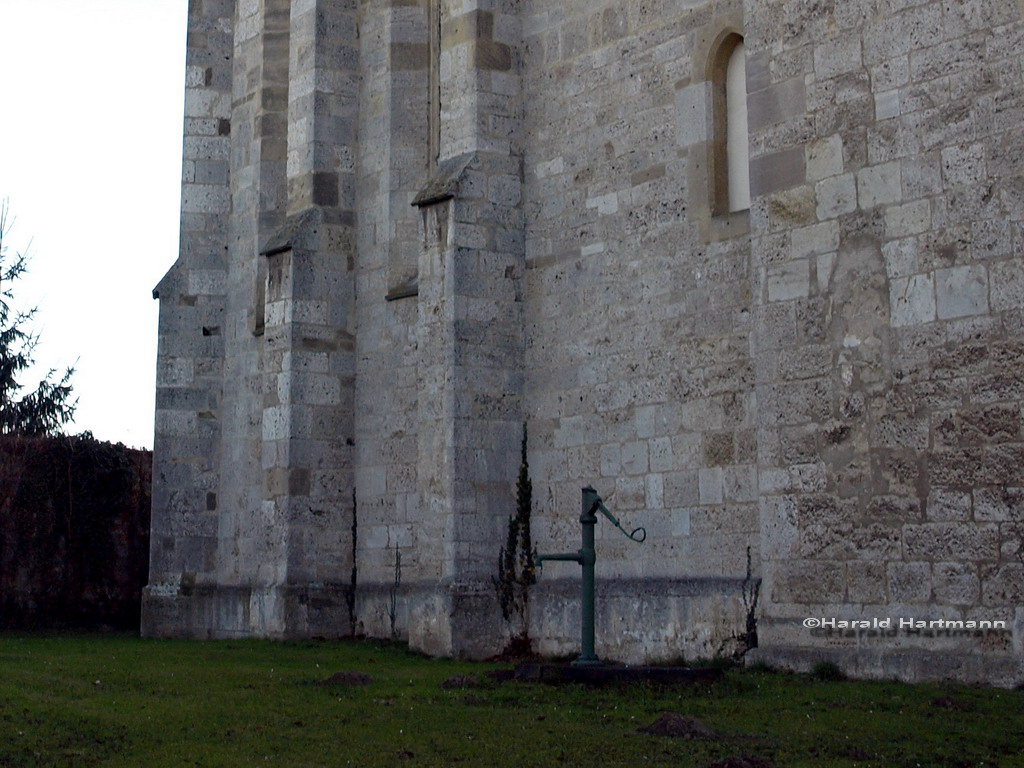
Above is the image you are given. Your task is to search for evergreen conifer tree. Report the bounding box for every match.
[0,200,76,435]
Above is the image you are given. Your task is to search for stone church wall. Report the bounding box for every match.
[144,0,1024,685]
[744,0,1024,685]
[520,0,757,661]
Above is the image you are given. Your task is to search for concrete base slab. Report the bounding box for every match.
[512,662,723,686]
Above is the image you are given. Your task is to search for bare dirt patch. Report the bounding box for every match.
[637,713,717,739]
[316,671,372,687]
[931,695,975,712]
[441,674,482,689]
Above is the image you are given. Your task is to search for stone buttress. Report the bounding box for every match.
[145,0,360,637]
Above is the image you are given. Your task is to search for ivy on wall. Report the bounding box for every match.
[0,434,151,630]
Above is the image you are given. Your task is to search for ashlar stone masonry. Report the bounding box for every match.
[144,0,1024,686]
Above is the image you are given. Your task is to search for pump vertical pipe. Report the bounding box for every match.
[577,486,599,665]
[535,486,644,666]
[534,487,601,666]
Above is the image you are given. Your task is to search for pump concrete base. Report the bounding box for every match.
[512,662,723,686]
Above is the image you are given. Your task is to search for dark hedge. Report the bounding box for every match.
[0,434,151,630]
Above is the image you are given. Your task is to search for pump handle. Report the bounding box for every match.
[591,499,647,543]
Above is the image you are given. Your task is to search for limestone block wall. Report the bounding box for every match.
[430,0,525,590]
[356,0,527,657]
[210,0,292,633]
[745,0,1024,684]
[145,0,1024,683]
[352,0,432,640]
[262,0,359,634]
[145,0,234,629]
[520,0,757,662]
[146,0,361,638]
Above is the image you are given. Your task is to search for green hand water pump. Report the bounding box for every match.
[534,486,646,666]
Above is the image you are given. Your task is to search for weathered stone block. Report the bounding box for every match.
[816,173,857,219]
[990,260,1024,312]
[856,161,902,209]
[772,560,847,603]
[973,487,1024,522]
[889,273,936,327]
[874,89,900,121]
[791,221,839,259]
[981,563,1024,606]
[750,146,807,197]
[621,440,649,475]
[888,562,932,603]
[935,264,989,319]
[903,523,999,562]
[802,134,843,182]
[698,467,723,505]
[748,77,806,133]
[933,562,980,606]
[885,199,930,238]
[813,34,863,80]
[927,488,971,521]
[847,561,887,604]
[941,142,986,187]
[766,260,810,302]
[675,82,709,149]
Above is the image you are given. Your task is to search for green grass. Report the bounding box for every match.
[0,633,1022,767]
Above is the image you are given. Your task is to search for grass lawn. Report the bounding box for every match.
[0,633,1021,767]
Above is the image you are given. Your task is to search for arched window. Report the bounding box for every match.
[725,41,750,212]
[709,33,749,215]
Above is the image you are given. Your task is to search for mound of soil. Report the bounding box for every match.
[441,674,482,689]
[931,695,974,712]
[637,713,717,740]
[316,671,372,687]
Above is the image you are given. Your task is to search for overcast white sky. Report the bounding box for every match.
[0,0,188,448]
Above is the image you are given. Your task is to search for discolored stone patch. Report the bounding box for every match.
[637,713,717,739]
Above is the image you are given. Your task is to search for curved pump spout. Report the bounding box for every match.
[533,486,645,666]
